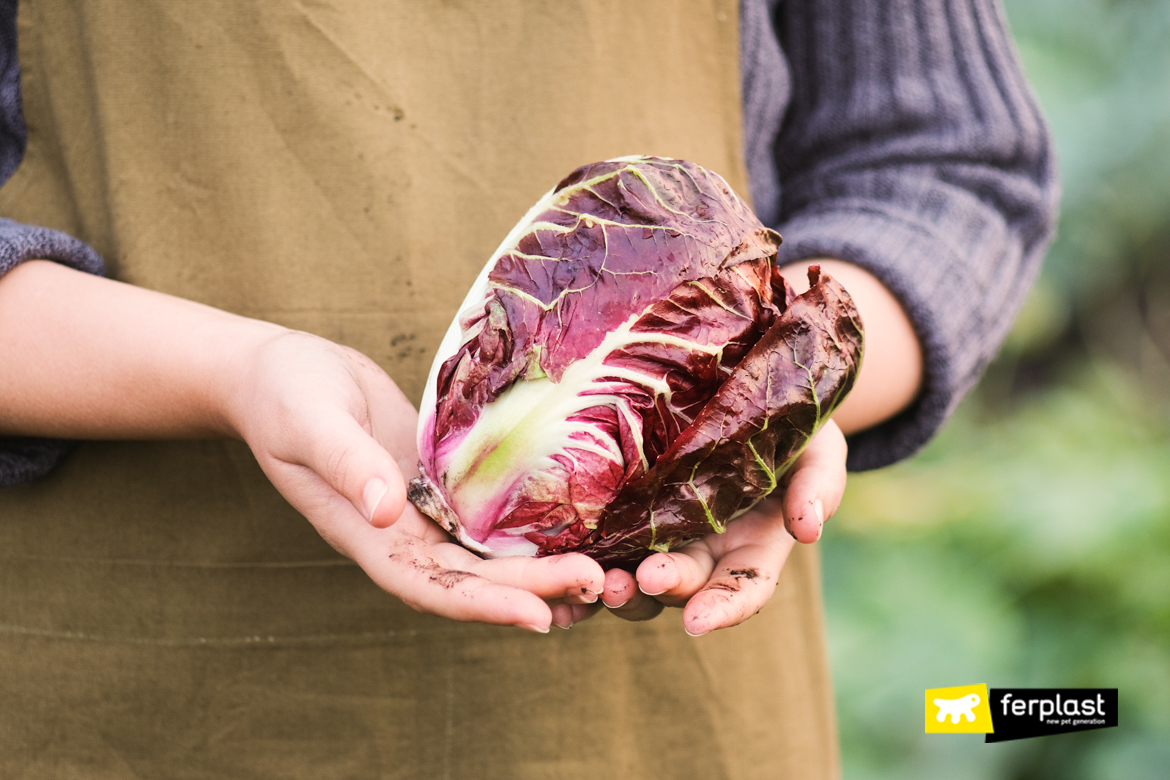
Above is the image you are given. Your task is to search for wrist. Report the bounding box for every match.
[194,316,292,441]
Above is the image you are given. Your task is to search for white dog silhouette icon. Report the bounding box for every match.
[934,693,981,724]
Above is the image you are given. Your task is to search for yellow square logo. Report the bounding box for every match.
[925,684,994,734]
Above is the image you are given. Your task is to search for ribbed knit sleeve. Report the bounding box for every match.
[739,0,789,227]
[771,0,1059,471]
[1,0,106,486]
[0,0,24,180]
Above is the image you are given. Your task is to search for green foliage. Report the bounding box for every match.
[1008,0,1170,306]
[823,2,1170,776]
[826,366,1170,778]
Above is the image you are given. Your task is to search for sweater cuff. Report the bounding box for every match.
[0,217,105,277]
[0,217,105,487]
[776,204,1021,471]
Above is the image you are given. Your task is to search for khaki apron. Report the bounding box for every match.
[0,1,839,777]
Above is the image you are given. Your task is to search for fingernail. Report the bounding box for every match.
[684,626,710,638]
[602,597,630,609]
[519,623,550,634]
[362,478,389,523]
[814,499,825,525]
[639,585,667,597]
[577,587,598,604]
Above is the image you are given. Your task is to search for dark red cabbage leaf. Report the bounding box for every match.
[565,267,863,565]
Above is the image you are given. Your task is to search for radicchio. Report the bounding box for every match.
[409,156,863,566]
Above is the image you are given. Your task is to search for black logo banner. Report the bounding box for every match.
[986,688,1118,743]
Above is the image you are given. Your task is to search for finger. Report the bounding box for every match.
[551,603,574,629]
[444,551,605,603]
[783,420,848,543]
[567,602,603,625]
[293,408,409,528]
[601,568,638,609]
[382,505,605,606]
[547,599,603,629]
[349,525,554,632]
[603,568,665,622]
[548,601,601,628]
[633,546,715,608]
[681,535,794,637]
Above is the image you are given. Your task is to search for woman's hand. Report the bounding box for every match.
[227,330,605,633]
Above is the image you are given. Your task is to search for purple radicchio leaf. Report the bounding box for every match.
[408,156,862,566]
[564,265,864,566]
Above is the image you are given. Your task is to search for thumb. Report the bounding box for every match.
[302,410,409,528]
[783,420,848,544]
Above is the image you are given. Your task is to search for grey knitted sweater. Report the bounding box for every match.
[0,0,1058,485]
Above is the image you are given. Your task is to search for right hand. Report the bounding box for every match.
[0,263,602,631]
[228,330,606,633]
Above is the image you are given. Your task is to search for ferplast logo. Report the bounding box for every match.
[925,686,1119,742]
[985,689,1118,743]
[925,684,994,734]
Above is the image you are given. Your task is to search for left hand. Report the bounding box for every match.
[597,420,848,635]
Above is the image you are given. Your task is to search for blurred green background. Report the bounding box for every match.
[823,1,1170,777]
